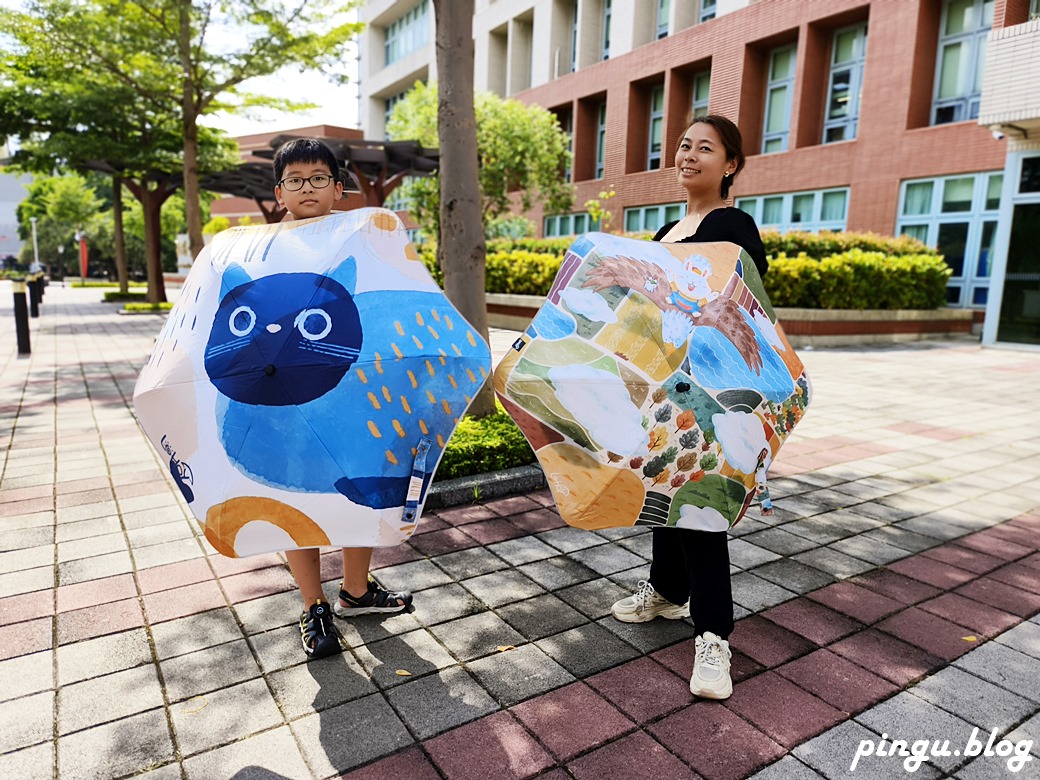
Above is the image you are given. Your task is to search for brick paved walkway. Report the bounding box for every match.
[1,282,1038,780]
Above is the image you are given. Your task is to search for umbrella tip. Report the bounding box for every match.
[264,364,277,376]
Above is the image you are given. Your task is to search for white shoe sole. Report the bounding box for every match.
[611,603,691,623]
[690,677,733,699]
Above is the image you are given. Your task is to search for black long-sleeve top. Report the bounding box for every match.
[652,207,768,278]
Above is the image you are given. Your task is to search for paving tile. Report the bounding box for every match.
[434,503,499,525]
[512,681,634,761]
[988,563,1040,596]
[248,624,306,674]
[807,581,903,624]
[411,581,486,627]
[724,671,846,748]
[160,638,261,702]
[372,557,453,593]
[135,556,215,594]
[461,569,545,608]
[744,528,821,556]
[232,589,300,635]
[335,609,423,645]
[142,578,226,624]
[498,593,588,641]
[460,517,529,545]
[729,615,818,669]
[909,665,1036,732]
[876,606,979,661]
[171,677,283,756]
[887,555,977,589]
[0,649,53,704]
[793,719,942,780]
[752,558,837,594]
[55,572,136,613]
[369,539,423,569]
[586,656,694,723]
[58,664,164,735]
[828,535,910,566]
[747,754,826,780]
[508,508,567,533]
[56,549,134,586]
[728,538,783,570]
[428,611,526,662]
[56,596,144,644]
[617,531,655,559]
[650,701,786,780]
[829,629,943,687]
[0,524,53,552]
[860,524,943,554]
[518,555,600,590]
[424,710,553,780]
[920,544,1006,575]
[290,693,413,777]
[126,519,197,548]
[56,531,128,563]
[340,745,441,780]
[466,643,575,707]
[952,531,1033,562]
[57,627,151,685]
[486,494,546,517]
[0,690,53,752]
[220,565,296,604]
[206,551,283,578]
[596,610,698,654]
[150,608,243,660]
[58,708,174,780]
[995,619,1040,658]
[536,622,640,677]
[954,640,1040,704]
[775,648,899,714]
[954,576,1040,618]
[855,691,978,774]
[848,568,943,605]
[386,665,500,739]
[917,593,1020,639]
[429,546,509,580]
[0,742,54,780]
[354,628,457,689]
[409,527,482,556]
[268,651,377,717]
[0,619,49,663]
[183,725,310,780]
[651,638,762,686]
[760,598,864,645]
[0,565,53,600]
[536,526,607,554]
[794,547,875,579]
[486,535,560,566]
[567,729,698,780]
[731,571,798,612]
[0,589,54,629]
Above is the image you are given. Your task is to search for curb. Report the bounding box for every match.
[425,464,546,510]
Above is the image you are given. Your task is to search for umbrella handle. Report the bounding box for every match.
[403,437,433,524]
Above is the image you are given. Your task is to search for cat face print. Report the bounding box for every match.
[204,268,362,406]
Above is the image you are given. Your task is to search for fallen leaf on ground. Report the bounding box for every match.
[496,645,516,652]
[395,669,413,676]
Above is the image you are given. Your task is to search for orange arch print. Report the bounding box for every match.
[205,496,331,558]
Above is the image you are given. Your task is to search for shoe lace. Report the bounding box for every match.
[632,580,656,611]
[697,636,729,668]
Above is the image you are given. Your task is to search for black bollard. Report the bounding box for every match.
[28,278,40,318]
[13,280,31,355]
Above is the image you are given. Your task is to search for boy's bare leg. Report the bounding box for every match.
[285,548,325,606]
[340,547,374,598]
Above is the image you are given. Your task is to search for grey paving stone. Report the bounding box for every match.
[855,691,978,774]
[793,719,942,780]
[290,693,413,776]
[233,590,302,635]
[995,620,1040,659]
[608,565,653,594]
[133,537,205,569]
[183,725,311,780]
[57,708,174,780]
[121,506,186,531]
[466,643,575,707]
[0,525,54,551]
[953,641,1040,704]
[596,614,696,653]
[498,593,588,641]
[794,547,875,579]
[518,555,599,590]
[774,495,831,520]
[132,763,183,780]
[617,531,655,559]
[57,627,152,685]
[385,666,499,739]
[829,535,911,566]
[743,528,819,556]
[556,577,631,620]
[150,608,243,660]
[58,664,163,735]
[751,558,837,594]
[160,639,261,702]
[860,525,941,554]
[0,742,53,780]
[430,546,509,580]
[336,609,423,644]
[374,558,453,592]
[1005,712,1040,760]
[428,611,525,662]
[171,677,283,756]
[55,532,127,564]
[955,751,1040,780]
[909,665,1036,732]
[353,628,457,689]
[536,621,640,677]
[748,754,827,780]
[730,571,798,612]
[727,517,772,538]
[783,518,852,545]
[0,565,53,598]
[0,690,52,752]
[249,625,306,674]
[536,526,605,554]
[126,519,196,548]
[802,488,859,511]
[728,538,783,570]
[595,526,646,541]
[486,536,559,565]
[411,582,486,627]
[461,569,545,608]
[896,516,972,542]
[56,549,133,586]
[0,649,53,703]
[268,651,376,717]
[568,544,646,576]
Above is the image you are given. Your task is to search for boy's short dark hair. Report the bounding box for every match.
[273,138,341,184]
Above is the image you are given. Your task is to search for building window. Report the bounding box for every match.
[823,23,867,144]
[559,111,574,183]
[932,0,993,125]
[602,0,612,61]
[700,0,716,23]
[762,44,796,154]
[1032,0,1040,20]
[570,1,579,74]
[544,212,595,237]
[692,71,710,119]
[896,171,1003,306]
[624,202,686,233]
[736,187,850,232]
[384,90,408,129]
[647,86,665,170]
[595,101,607,179]
[656,0,670,39]
[385,0,430,66]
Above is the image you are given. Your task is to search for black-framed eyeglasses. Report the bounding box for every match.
[277,175,334,191]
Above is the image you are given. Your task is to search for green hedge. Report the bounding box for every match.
[435,406,536,481]
[764,250,951,309]
[103,291,149,302]
[760,230,937,261]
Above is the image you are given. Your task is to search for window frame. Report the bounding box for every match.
[623,203,686,233]
[762,44,797,154]
[647,85,665,171]
[822,22,868,144]
[735,187,850,233]
[384,0,430,66]
[595,101,607,179]
[692,70,710,119]
[602,0,612,61]
[931,0,993,125]
[700,0,717,23]
[656,0,670,39]
[544,212,595,237]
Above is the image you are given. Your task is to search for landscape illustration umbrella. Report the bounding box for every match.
[493,232,809,531]
[134,208,491,557]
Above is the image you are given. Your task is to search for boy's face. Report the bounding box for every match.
[275,160,344,220]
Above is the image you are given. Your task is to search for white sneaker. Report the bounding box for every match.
[691,632,733,699]
[610,580,690,623]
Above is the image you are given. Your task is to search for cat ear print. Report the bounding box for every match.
[327,255,357,292]
[219,263,253,299]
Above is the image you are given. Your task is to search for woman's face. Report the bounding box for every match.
[674,122,735,196]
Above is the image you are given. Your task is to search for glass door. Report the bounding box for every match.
[996,203,1040,345]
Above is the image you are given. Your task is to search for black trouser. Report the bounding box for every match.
[649,527,733,640]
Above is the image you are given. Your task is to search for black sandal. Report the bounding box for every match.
[333,579,413,617]
[299,600,343,659]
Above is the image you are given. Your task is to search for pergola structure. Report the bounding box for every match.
[201,136,439,224]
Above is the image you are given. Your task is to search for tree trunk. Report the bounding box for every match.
[433,0,495,418]
[112,174,128,295]
[139,185,167,304]
[179,0,204,260]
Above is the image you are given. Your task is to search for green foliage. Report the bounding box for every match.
[203,216,232,235]
[760,229,938,261]
[103,291,148,302]
[387,81,573,237]
[122,302,173,312]
[485,251,564,296]
[485,214,536,240]
[435,406,536,481]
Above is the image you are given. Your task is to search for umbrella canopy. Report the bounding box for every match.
[493,232,810,531]
[134,209,491,556]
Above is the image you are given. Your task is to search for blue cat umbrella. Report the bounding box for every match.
[133,209,492,557]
